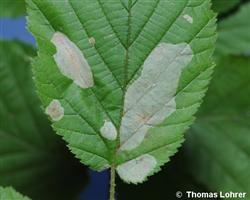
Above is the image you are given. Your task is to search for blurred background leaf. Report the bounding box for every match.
[0,0,26,18]
[0,40,88,200]
[212,0,241,14]
[185,55,250,195]
[216,2,250,55]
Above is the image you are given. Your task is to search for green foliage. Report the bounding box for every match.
[0,187,30,200]
[2,0,249,199]
[212,0,240,13]
[216,2,250,55]
[0,0,26,17]
[26,0,216,184]
[185,55,250,195]
[0,40,87,200]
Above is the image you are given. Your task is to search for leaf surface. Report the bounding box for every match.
[0,187,30,200]
[216,2,250,55]
[0,40,87,200]
[185,55,250,194]
[26,0,216,183]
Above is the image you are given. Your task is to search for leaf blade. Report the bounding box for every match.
[216,2,250,55]
[26,0,217,183]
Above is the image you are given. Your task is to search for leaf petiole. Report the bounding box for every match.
[109,164,116,200]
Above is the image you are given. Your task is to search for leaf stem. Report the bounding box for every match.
[109,164,116,200]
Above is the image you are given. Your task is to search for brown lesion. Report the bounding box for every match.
[136,113,152,124]
[88,37,96,46]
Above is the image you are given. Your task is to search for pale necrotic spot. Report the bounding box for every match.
[45,100,64,121]
[183,14,193,24]
[100,120,117,140]
[88,37,96,45]
[51,32,94,89]
[116,154,157,184]
[119,43,193,151]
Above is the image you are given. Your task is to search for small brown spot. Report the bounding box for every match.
[137,113,151,124]
[88,37,96,45]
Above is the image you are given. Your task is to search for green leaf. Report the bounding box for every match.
[212,0,240,14]
[26,0,216,184]
[216,2,250,55]
[0,0,26,17]
[0,187,30,200]
[0,40,87,200]
[185,55,250,194]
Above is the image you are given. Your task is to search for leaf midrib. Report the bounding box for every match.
[114,0,133,165]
